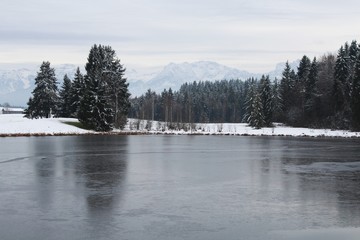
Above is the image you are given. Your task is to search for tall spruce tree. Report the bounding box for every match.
[25,61,58,119]
[272,78,283,122]
[304,57,319,123]
[297,56,311,87]
[78,44,130,131]
[243,80,257,123]
[279,61,295,123]
[69,67,84,117]
[57,74,72,117]
[351,51,360,130]
[259,75,273,126]
[348,41,359,77]
[78,75,95,129]
[248,91,265,129]
[333,45,350,113]
[103,54,130,129]
[296,55,311,121]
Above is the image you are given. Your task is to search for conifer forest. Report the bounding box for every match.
[130,40,360,131]
[25,41,360,131]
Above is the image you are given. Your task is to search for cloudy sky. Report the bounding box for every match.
[1,0,360,72]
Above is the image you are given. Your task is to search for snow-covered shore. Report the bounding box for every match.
[0,114,93,136]
[1,114,360,138]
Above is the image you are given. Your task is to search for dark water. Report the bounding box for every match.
[0,135,360,240]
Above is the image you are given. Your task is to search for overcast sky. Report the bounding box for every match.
[1,0,360,72]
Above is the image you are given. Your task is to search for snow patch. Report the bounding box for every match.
[0,114,93,135]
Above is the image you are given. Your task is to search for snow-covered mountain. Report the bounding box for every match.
[0,60,299,106]
[127,61,264,96]
[267,60,301,80]
[0,64,78,106]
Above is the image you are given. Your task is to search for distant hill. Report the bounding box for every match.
[0,60,299,106]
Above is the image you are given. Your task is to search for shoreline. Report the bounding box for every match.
[1,114,359,139]
[1,131,359,139]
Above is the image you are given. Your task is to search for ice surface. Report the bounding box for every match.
[284,161,360,173]
[271,227,360,240]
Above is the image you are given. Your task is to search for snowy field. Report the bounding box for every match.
[0,114,93,136]
[1,114,360,137]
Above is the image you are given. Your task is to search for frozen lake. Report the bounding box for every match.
[0,135,360,240]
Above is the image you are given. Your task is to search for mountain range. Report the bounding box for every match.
[0,60,299,107]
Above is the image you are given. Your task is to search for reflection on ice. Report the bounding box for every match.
[271,227,360,240]
[1,136,360,240]
[284,161,360,173]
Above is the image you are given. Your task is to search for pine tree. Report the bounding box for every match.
[333,46,350,112]
[69,67,84,117]
[272,78,283,122]
[349,41,359,73]
[351,51,360,130]
[57,74,72,117]
[297,56,311,87]
[296,55,311,121]
[280,61,295,122]
[104,58,130,129]
[248,91,265,129]
[259,75,273,126]
[78,75,95,129]
[24,97,35,118]
[25,61,58,119]
[243,80,257,123]
[78,44,130,131]
[304,57,319,123]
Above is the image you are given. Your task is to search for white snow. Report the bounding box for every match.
[1,114,360,137]
[123,119,360,138]
[0,114,93,135]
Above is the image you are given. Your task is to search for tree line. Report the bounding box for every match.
[24,44,130,131]
[129,40,360,131]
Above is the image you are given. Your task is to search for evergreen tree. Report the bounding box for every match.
[297,56,311,87]
[57,74,72,117]
[333,45,350,112]
[351,51,360,130]
[259,75,273,126]
[348,40,359,74]
[69,67,84,117]
[243,80,257,123]
[296,55,311,120]
[102,51,130,129]
[78,44,130,131]
[25,61,58,119]
[79,45,111,131]
[24,97,35,118]
[248,91,265,129]
[78,75,96,129]
[304,57,319,123]
[279,61,295,122]
[272,78,283,122]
